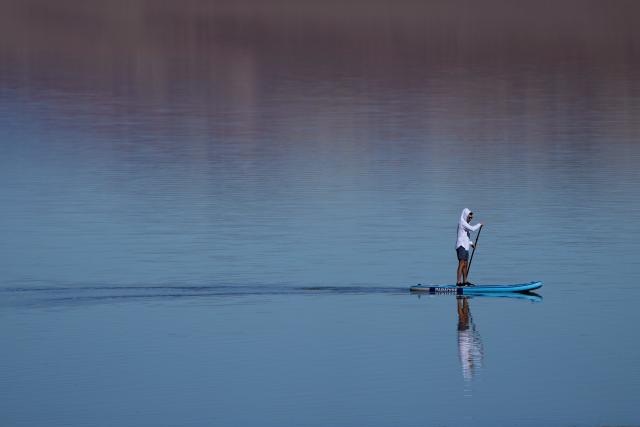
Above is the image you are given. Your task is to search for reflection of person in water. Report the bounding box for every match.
[457,296,484,381]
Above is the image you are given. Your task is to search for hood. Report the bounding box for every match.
[460,208,472,224]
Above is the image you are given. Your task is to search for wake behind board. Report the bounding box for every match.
[410,281,542,294]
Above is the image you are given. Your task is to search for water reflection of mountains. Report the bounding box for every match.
[3,0,637,81]
[1,0,638,126]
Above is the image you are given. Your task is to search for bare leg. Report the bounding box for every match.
[457,260,465,285]
[462,260,468,284]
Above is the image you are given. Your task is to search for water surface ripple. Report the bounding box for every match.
[1,1,639,426]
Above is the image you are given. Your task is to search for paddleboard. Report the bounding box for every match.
[409,281,542,294]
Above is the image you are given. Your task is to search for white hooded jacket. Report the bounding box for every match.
[456,208,481,251]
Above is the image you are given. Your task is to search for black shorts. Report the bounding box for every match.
[456,246,469,261]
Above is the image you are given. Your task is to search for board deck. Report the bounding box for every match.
[409,281,542,294]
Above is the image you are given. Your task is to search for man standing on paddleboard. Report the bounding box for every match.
[456,208,483,286]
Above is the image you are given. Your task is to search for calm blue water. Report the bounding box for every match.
[1,1,640,426]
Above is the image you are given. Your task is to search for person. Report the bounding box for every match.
[456,208,483,286]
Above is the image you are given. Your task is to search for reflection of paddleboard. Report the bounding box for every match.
[470,291,542,302]
[413,291,543,303]
[410,281,543,294]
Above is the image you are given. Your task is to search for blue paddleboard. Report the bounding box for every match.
[409,281,543,294]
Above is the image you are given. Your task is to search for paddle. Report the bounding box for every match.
[466,225,483,278]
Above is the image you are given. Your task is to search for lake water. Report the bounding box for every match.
[1,1,639,426]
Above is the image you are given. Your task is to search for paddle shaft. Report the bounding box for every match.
[466,225,483,277]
